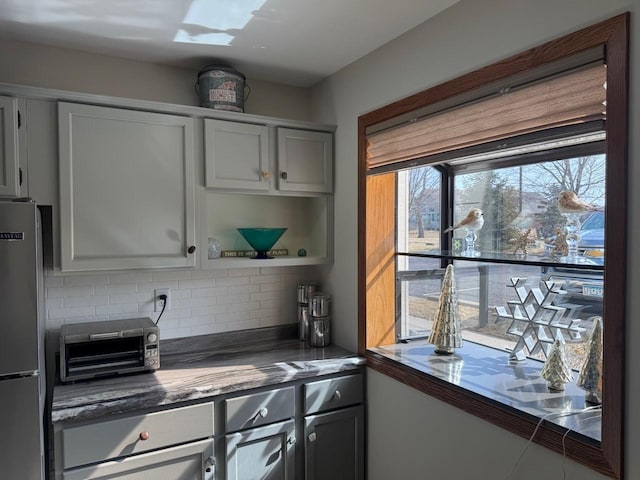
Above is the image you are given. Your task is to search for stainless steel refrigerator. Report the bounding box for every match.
[0,200,46,480]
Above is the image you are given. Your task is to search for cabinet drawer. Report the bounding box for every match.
[62,439,214,480]
[62,402,214,469]
[225,386,295,432]
[304,374,363,415]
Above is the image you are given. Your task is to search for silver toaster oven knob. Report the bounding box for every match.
[147,333,158,343]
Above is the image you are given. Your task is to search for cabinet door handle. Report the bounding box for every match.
[280,171,288,180]
[261,171,271,179]
[334,390,342,400]
[188,245,196,254]
[139,431,150,441]
[308,432,317,443]
[204,455,215,479]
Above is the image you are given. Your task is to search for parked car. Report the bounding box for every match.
[542,211,604,316]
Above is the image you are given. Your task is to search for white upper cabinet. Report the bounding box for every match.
[277,128,333,194]
[58,102,196,272]
[0,96,20,197]
[204,120,333,195]
[204,119,270,191]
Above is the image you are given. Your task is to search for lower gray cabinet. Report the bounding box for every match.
[225,419,296,480]
[62,439,215,480]
[304,406,364,480]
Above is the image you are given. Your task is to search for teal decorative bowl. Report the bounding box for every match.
[237,228,287,259]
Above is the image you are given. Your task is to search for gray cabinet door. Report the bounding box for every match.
[58,102,196,271]
[277,128,332,193]
[226,419,295,480]
[304,406,364,480]
[0,96,19,197]
[62,439,214,480]
[205,118,270,191]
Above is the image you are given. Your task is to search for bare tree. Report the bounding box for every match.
[524,155,606,204]
[408,167,440,238]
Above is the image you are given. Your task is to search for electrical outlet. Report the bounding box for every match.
[154,288,171,312]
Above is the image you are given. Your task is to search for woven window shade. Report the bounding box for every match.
[366,64,606,170]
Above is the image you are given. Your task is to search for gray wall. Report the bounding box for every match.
[0,37,311,121]
[311,0,638,478]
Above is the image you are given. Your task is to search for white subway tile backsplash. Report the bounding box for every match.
[95,284,136,295]
[178,278,216,289]
[191,287,227,298]
[64,275,110,287]
[190,323,227,336]
[191,269,227,280]
[151,270,192,282]
[156,326,191,340]
[216,276,251,287]
[44,276,64,288]
[228,319,260,331]
[215,294,246,306]
[47,286,95,298]
[228,301,260,313]
[109,272,153,285]
[259,282,284,293]
[171,289,192,299]
[215,311,250,324]
[48,306,95,319]
[137,281,180,293]
[176,296,217,308]
[109,292,150,305]
[96,304,139,315]
[190,304,227,317]
[45,266,313,339]
[64,295,110,307]
[250,292,276,302]
[228,284,260,295]
[179,315,215,327]
[229,267,260,276]
[250,274,281,285]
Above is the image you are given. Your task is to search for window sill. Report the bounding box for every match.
[366,339,611,470]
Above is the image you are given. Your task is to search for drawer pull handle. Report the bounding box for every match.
[139,431,150,441]
[308,432,317,443]
[334,390,342,400]
[253,407,268,423]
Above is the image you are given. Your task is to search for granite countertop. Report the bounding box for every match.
[370,340,601,441]
[52,330,364,424]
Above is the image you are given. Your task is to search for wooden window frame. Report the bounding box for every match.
[357,14,628,478]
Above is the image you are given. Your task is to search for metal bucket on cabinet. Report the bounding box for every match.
[196,64,249,112]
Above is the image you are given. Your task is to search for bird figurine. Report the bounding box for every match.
[444,208,484,233]
[558,191,600,214]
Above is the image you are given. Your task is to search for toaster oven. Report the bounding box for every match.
[60,317,159,383]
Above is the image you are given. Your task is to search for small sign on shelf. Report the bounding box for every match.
[220,248,289,258]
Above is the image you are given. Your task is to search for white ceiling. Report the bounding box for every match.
[0,0,459,87]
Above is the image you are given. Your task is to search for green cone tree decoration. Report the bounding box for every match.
[577,317,603,405]
[541,333,573,390]
[428,264,463,354]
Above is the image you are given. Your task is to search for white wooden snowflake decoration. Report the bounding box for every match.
[495,277,587,361]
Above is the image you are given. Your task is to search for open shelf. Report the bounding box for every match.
[200,192,332,269]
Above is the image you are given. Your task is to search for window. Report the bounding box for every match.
[358,14,628,479]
